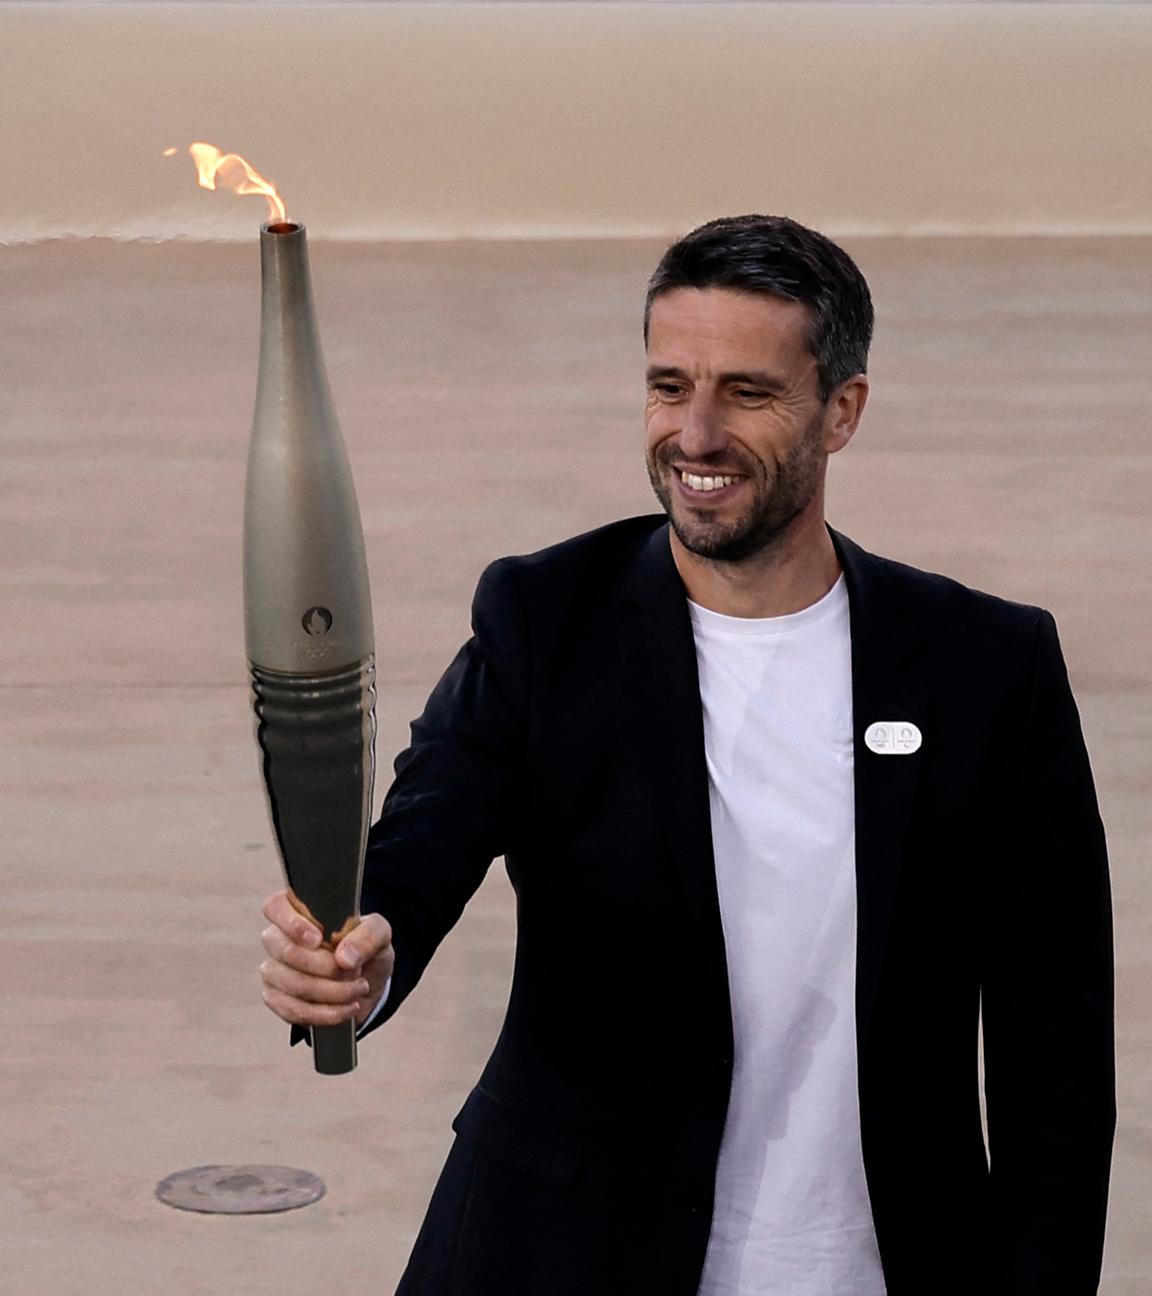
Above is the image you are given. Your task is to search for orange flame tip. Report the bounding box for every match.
[171,141,287,225]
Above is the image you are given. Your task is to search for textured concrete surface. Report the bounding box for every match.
[1,236,1148,1293]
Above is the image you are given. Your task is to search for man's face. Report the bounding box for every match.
[644,286,838,563]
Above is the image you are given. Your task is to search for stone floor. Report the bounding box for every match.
[1,235,1148,1293]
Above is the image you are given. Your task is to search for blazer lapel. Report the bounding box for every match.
[615,524,734,1060]
[830,526,928,1054]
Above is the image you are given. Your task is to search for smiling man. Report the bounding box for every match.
[643,251,868,615]
[259,216,1115,1295]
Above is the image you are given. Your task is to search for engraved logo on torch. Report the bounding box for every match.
[302,607,334,636]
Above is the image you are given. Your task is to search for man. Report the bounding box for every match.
[259,216,1115,1294]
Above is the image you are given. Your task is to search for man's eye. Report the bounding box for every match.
[652,383,683,397]
[735,389,767,400]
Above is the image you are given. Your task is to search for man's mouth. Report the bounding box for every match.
[674,467,746,499]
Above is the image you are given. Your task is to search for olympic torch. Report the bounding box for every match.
[169,144,376,1075]
[244,218,376,1075]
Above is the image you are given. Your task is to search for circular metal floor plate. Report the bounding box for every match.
[155,1164,326,1215]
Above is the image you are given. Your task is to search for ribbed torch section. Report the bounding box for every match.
[243,222,376,1076]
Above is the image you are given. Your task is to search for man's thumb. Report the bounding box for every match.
[335,913,390,969]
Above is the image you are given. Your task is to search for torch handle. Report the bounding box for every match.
[312,1022,357,1075]
[251,660,376,1076]
[284,889,361,1074]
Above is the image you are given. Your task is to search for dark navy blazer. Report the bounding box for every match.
[304,515,1115,1296]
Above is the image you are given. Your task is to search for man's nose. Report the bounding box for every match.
[679,394,728,458]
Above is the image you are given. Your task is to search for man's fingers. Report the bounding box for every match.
[335,913,393,970]
[261,890,323,948]
[258,897,392,1029]
[260,924,339,977]
[260,957,369,1007]
[258,896,393,1030]
[261,984,362,1028]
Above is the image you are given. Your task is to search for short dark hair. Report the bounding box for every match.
[644,214,874,403]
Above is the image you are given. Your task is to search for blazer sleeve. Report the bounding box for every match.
[290,557,528,1048]
[982,609,1116,1293]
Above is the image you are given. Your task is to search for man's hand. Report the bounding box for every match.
[260,890,395,1029]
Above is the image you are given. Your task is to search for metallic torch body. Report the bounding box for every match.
[244,222,376,1075]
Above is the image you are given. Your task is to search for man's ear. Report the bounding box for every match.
[824,375,869,455]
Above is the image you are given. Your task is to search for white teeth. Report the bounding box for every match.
[682,471,737,492]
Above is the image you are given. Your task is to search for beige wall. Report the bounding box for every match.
[2,2,1150,241]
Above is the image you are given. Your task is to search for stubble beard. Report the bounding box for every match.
[645,422,826,565]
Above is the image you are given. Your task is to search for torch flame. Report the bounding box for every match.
[166,142,287,225]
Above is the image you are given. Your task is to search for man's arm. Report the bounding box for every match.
[266,557,529,1046]
[982,609,1116,1293]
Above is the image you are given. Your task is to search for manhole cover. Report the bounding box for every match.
[155,1164,326,1215]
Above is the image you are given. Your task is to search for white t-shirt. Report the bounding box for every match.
[690,574,887,1296]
